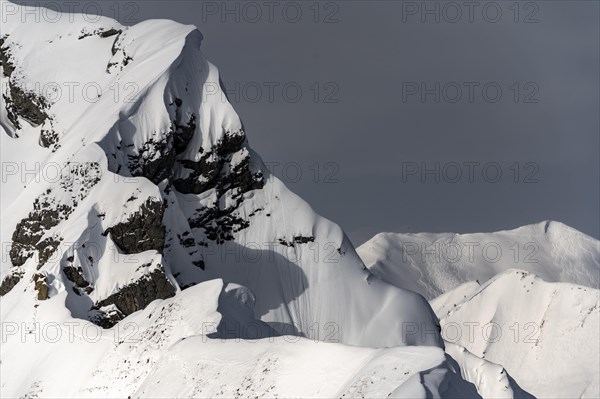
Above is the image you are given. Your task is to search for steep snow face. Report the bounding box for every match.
[0,1,440,348]
[444,343,533,399]
[0,277,462,399]
[431,270,600,399]
[357,221,600,299]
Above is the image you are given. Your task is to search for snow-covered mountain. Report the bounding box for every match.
[358,225,600,398]
[357,221,599,300]
[0,0,441,349]
[1,2,597,398]
[432,270,600,398]
[0,2,483,397]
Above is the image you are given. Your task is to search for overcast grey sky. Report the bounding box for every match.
[15,0,600,245]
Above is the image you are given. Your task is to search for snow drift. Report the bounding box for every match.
[357,221,600,299]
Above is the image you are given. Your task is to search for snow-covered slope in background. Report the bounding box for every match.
[358,223,600,398]
[431,270,600,398]
[357,221,600,299]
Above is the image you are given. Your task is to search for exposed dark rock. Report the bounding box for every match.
[106,31,133,72]
[4,82,49,129]
[223,150,264,197]
[0,37,15,77]
[173,153,221,194]
[10,163,100,267]
[178,232,196,248]
[110,33,122,56]
[173,114,196,154]
[279,236,315,247]
[173,129,263,244]
[90,307,124,329]
[173,129,263,196]
[78,28,122,40]
[10,199,72,266]
[126,105,196,184]
[0,269,24,296]
[40,128,59,149]
[103,198,166,254]
[189,206,250,244]
[92,266,176,327]
[36,236,62,269]
[99,28,122,38]
[294,236,315,244]
[128,137,177,184]
[33,273,49,300]
[215,130,246,156]
[63,266,90,288]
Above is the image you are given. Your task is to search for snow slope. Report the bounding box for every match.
[0,278,453,398]
[431,270,600,398]
[357,221,600,299]
[444,342,533,399]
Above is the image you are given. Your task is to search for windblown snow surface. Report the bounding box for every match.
[357,221,600,300]
[358,224,600,398]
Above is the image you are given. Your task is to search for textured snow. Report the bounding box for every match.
[431,270,600,398]
[357,221,600,299]
[0,277,456,398]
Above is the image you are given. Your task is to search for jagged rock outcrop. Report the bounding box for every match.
[0,36,15,77]
[0,268,24,296]
[173,129,263,196]
[63,263,93,295]
[113,100,197,185]
[4,83,49,129]
[92,265,175,327]
[33,272,49,300]
[10,195,72,267]
[103,198,166,254]
[10,163,101,267]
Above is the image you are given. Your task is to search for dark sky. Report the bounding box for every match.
[13,0,600,245]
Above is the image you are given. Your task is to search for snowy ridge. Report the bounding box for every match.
[1,278,466,398]
[357,221,600,299]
